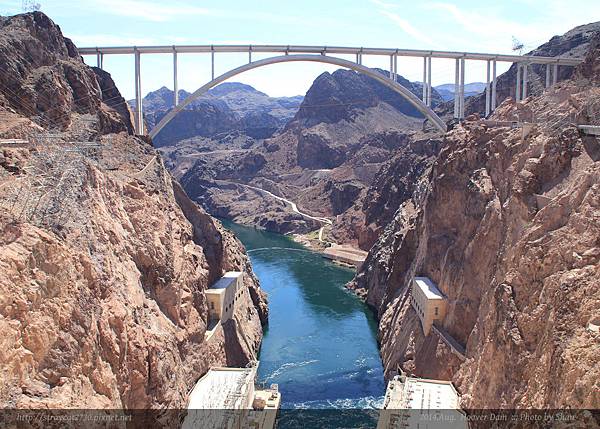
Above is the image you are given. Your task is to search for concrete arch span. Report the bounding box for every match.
[149,54,447,139]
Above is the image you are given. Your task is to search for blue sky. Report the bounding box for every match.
[3,0,600,99]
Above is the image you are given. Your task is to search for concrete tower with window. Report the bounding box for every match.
[206,271,244,324]
[410,277,447,336]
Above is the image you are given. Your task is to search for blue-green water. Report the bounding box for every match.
[221,221,385,414]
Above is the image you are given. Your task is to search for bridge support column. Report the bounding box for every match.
[134,48,143,134]
[522,63,528,99]
[553,63,558,85]
[426,56,432,106]
[393,54,397,82]
[516,63,522,102]
[422,57,427,103]
[491,59,497,111]
[454,58,460,119]
[459,57,465,119]
[173,49,178,106]
[211,48,215,80]
[96,51,103,69]
[545,64,551,87]
[390,55,394,81]
[485,60,491,117]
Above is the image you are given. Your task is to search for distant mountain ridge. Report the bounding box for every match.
[132,82,303,146]
[434,82,486,101]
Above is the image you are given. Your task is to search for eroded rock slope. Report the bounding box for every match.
[351,31,600,408]
[0,12,267,409]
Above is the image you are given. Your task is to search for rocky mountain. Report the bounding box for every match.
[434,82,486,101]
[135,83,303,147]
[0,12,266,412]
[294,68,443,127]
[175,68,442,237]
[349,27,600,409]
[437,21,600,118]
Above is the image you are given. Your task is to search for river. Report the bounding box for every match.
[222,221,385,426]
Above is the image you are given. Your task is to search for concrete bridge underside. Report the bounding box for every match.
[149,54,447,138]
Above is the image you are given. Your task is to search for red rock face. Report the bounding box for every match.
[0,12,267,410]
[353,51,600,408]
[0,12,132,134]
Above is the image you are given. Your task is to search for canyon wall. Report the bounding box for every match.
[352,30,600,408]
[0,12,267,410]
[174,69,442,240]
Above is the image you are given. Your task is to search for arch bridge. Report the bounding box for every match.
[77,44,584,137]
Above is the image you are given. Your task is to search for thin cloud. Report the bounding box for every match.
[368,0,438,47]
[67,33,160,46]
[86,0,212,22]
[423,1,600,53]
[379,10,437,47]
[369,0,398,9]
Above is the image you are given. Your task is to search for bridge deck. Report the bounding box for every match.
[78,44,583,65]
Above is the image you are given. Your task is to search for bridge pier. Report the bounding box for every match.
[134,48,143,134]
[516,63,522,102]
[421,56,431,106]
[461,58,466,118]
[393,54,397,82]
[422,57,427,104]
[96,50,103,69]
[491,59,497,111]
[453,59,459,118]
[173,48,178,106]
[485,60,491,117]
[211,48,215,80]
[553,63,558,85]
[522,63,528,99]
[422,56,432,106]
[545,64,551,87]
[426,56,432,107]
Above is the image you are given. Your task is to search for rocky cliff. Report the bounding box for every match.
[351,28,600,409]
[0,12,267,410]
[294,68,442,127]
[331,134,443,250]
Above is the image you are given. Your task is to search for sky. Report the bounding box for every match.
[2,0,600,99]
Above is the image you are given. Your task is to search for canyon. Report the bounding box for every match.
[150,69,445,247]
[149,21,600,412]
[0,6,598,423]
